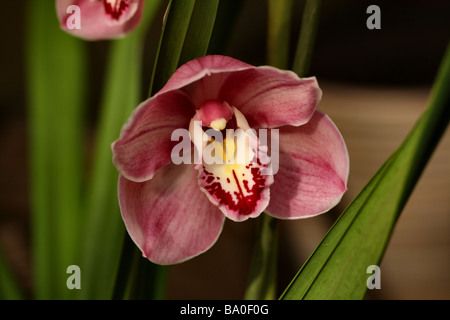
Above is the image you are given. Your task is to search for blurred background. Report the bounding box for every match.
[1,0,449,299]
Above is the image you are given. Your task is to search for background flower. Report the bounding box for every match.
[56,0,144,40]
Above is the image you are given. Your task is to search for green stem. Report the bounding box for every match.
[128,258,169,300]
[244,215,279,300]
[113,235,168,300]
[112,235,140,300]
[244,0,324,300]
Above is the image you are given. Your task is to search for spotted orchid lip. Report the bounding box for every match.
[112,55,349,265]
[102,0,138,25]
[191,104,274,222]
[103,0,130,21]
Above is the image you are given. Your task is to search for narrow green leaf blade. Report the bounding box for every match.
[149,0,197,95]
[267,0,294,69]
[207,0,245,55]
[179,0,220,65]
[292,0,323,77]
[281,43,450,300]
[26,0,86,299]
[80,1,163,299]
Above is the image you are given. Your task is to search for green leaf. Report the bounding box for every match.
[26,0,87,299]
[179,0,220,65]
[292,0,323,77]
[149,0,197,95]
[267,0,294,69]
[281,43,450,300]
[79,0,163,299]
[149,0,219,95]
[207,0,246,55]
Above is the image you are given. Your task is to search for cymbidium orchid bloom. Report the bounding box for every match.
[56,0,144,40]
[112,55,349,265]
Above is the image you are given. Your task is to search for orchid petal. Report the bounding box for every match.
[158,55,253,96]
[266,111,349,219]
[220,69,321,129]
[56,0,144,40]
[112,91,195,182]
[119,164,225,265]
[158,56,320,129]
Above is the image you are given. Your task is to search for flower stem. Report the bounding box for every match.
[244,214,279,300]
[128,259,169,300]
[244,0,324,300]
[112,234,169,300]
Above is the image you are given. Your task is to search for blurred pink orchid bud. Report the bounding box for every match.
[56,0,144,40]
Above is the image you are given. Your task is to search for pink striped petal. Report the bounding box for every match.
[119,164,225,265]
[158,55,253,96]
[266,111,349,219]
[157,56,321,129]
[220,69,321,129]
[112,91,195,182]
[56,0,144,40]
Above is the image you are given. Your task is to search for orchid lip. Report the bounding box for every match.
[102,0,138,24]
[103,0,129,20]
[187,101,274,220]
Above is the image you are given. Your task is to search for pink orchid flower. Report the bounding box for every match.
[56,0,144,40]
[112,55,349,265]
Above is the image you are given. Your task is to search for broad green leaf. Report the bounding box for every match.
[281,43,450,300]
[26,0,86,299]
[80,0,163,299]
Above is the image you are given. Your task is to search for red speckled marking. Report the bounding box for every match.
[103,0,129,20]
[203,165,267,216]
